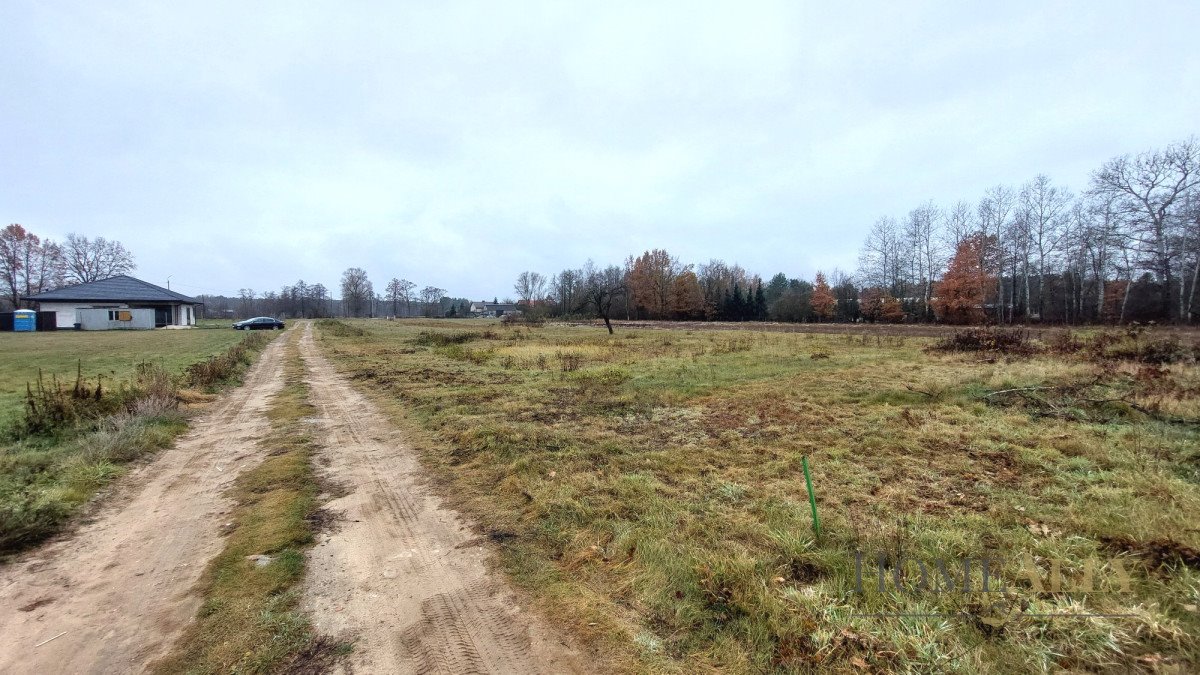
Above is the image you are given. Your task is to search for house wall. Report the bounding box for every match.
[39,302,121,328]
[38,302,196,328]
[77,308,155,330]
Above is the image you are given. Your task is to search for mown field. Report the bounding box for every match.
[317,319,1200,673]
[0,328,270,554]
[0,329,248,428]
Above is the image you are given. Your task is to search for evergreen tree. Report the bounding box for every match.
[753,283,768,320]
[728,283,744,321]
[764,273,788,303]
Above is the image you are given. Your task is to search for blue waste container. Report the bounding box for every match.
[13,310,36,332]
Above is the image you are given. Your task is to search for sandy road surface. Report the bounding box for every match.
[298,322,584,674]
[0,332,288,674]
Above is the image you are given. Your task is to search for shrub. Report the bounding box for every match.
[413,330,478,347]
[184,333,270,388]
[931,327,1038,356]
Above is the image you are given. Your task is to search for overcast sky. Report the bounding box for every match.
[2,1,1197,300]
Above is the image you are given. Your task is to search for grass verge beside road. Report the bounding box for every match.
[316,318,1200,673]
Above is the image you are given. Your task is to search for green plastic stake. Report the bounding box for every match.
[802,455,821,539]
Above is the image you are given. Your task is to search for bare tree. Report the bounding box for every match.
[1,224,63,309]
[340,267,373,317]
[904,201,941,320]
[237,288,256,318]
[857,216,904,297]
[513,271,546,306]
[696,259,748,318]
[550,268,583,316]
[1091,137,1200,320]
[385,278,416,317]
[309,283,330,318]
[579,261,626,334]
[977,185,1016,321]
[1182,188,1200,322]
[62,233,135,284]
[1017,175,1072,320]
[941,200,977,250]
[420,285,446,317]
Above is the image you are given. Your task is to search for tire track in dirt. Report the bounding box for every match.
[298,322,585,674]
[0,332,289,674]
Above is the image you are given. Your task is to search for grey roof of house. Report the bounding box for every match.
[474,302,518,310]
[23,275,201,304]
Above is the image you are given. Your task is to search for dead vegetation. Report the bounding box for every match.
[932,326,1040,356]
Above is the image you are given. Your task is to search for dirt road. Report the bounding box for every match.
[0,333,289,674]
[298,322,583,674]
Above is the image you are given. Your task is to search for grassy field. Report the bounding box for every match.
[0,328,270,554]
[317,319,1200,673]
[0,329,248,428]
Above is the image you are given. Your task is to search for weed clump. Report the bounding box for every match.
[413,330,478,347]
[1048,326,1199,364]
[184,332,270,388]
[501,313,544,327]
[20,359,183,437]
[931,327,1038,356]
[438,344,494,364]
[316,319,365,338]
[557,351,584,372]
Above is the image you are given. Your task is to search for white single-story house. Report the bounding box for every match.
[469,301,520,317]
[24,275,201,329]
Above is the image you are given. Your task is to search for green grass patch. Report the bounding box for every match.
[0,328,251,428]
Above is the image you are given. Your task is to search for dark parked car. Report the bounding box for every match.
[233,316,285,330]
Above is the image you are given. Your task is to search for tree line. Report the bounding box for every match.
[8,136,1196,326]
[512,256,846,330]
[0,225,136,310]
[201,268,468,320]
[515,136,1199,326]
[857,136,1199,324]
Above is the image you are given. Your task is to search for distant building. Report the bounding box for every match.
[24,275,201,329]
[468,301,519,317]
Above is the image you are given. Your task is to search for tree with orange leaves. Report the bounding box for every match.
[669,270,705,319]
[933,233,995,324]
[811,271,836,321]
[628,249,682,319]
